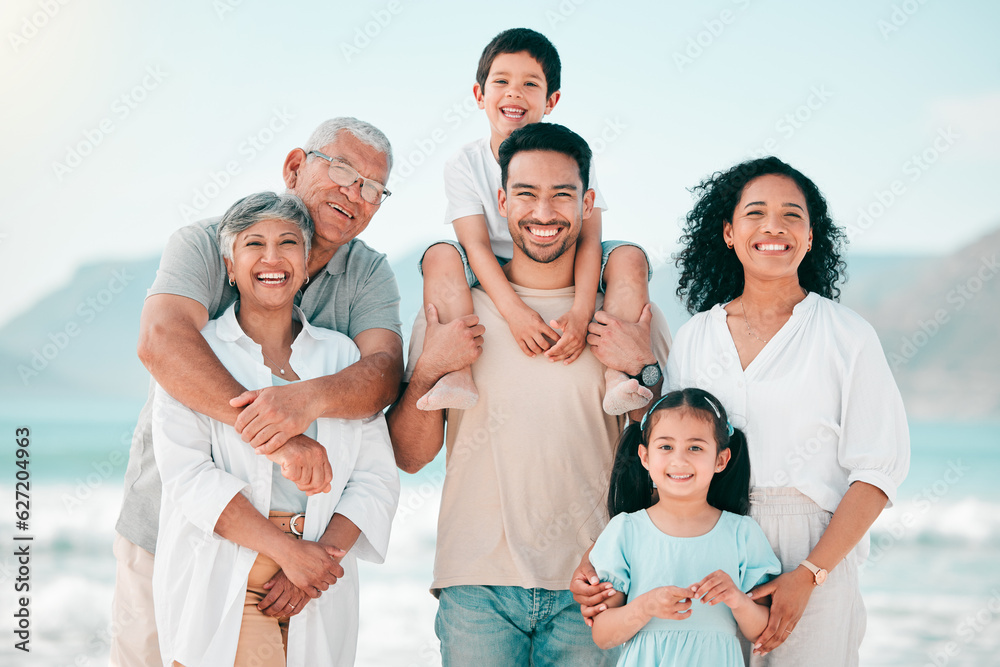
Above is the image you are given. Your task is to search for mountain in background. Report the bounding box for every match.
[2,229,998,420]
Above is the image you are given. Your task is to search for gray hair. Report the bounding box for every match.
[217,191,314,262]
[302,117,394,177]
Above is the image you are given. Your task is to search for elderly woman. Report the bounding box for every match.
[151,192,399,667]
[574,157,908,666]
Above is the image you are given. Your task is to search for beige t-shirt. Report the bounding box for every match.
[405,284,672,591]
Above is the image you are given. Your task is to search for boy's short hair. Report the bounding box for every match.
[498,123,591,191]
[476,28,561,97]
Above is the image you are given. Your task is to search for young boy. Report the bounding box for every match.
[419,27,654,415]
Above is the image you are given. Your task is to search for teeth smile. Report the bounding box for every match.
[755,243,789,251]
[501,106,526,119]
[528,226,559,237]
[256,272,288,284]
[667,474,693,480]
[329,202,353,218]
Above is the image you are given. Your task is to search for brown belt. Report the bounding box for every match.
[268,511,305,538]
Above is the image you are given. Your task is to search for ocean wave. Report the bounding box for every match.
[870,496,1000,547]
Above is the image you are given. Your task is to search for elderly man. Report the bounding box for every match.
[111,117,403,666]
[387,123,671,666]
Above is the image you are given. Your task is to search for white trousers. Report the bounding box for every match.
[747,487,867,667]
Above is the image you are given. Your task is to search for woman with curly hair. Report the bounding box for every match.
[573,157,909,666]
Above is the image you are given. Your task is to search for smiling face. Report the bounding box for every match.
[283,130,388,258]
[640,409,731,503]
[223,218,308,312]
[723,173,813,285]
[498,149,594,265]
[474,51,560,151]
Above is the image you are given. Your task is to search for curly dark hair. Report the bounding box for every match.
[675,156,847,314]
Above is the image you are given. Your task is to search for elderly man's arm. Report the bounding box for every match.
[138,294,331,494]
[386,304,484,473]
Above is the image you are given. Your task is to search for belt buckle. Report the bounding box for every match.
[289,513,305,537]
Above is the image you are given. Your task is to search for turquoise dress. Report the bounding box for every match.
[590,510,781,666]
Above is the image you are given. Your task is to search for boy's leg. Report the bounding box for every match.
[418,242,479,411]
[530,590,619,667]
[599,243,654,416]
[435,586,531,667]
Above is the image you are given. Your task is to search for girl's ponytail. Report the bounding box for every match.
[607,421,655,518]
[707,426,750,515]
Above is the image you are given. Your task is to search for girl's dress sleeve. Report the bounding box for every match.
[737,515,782,593]
[589,513,634,596]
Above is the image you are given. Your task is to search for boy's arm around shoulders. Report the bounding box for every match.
[386,304,485,473]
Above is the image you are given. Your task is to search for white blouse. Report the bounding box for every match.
[665,293,909,549]
[151,304,399,667]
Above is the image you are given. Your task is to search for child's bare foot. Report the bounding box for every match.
[602,368,653,416]
[417,367,479,411]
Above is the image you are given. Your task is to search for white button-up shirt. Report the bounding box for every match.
[665,293,909,558]
[152,304,399,667]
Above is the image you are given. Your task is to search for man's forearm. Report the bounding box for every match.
[318,513,362,553]
[139,316,245,427]
[385,368,446,473]
[310,350,402,420]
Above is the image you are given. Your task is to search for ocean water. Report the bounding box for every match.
[0,413,997,666]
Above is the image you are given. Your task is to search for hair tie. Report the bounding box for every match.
[727,420,734,437]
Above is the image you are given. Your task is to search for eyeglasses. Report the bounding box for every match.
[307,150,391,205]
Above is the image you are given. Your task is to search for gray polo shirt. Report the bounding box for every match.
[115,217,402,553]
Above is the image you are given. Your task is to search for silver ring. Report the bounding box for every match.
[289,603,296,609]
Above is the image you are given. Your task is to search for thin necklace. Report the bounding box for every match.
[261,349,289,375]
[739,296,769,344]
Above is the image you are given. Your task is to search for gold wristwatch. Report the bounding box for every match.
[799,559,828,586]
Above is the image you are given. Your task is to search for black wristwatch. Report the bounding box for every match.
[630,363,662,388]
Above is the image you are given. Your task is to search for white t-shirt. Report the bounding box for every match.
[443,136,608,259]
[665,293,910,561]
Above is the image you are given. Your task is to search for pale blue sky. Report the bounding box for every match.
[2,0,998,325]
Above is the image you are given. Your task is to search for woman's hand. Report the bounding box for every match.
[692,570,750,611]
[569,555,618,627]
[749,566,815,655]
[264,434,333,495]
[258,570,310,617]
[273,539,347,597]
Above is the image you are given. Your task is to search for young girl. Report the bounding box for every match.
[590,388,780,665]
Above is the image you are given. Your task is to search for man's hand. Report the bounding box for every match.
[587,303,655,375]
[265,434,333,495]
[414,304,485,381]
[273,539,346,597]
[546,303,592,364]
[570,552,618,627]
[505,302,560,357]
[231,382,321,454]
[259,570,311,617]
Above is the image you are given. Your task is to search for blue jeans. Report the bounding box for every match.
[435,585,619,667]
